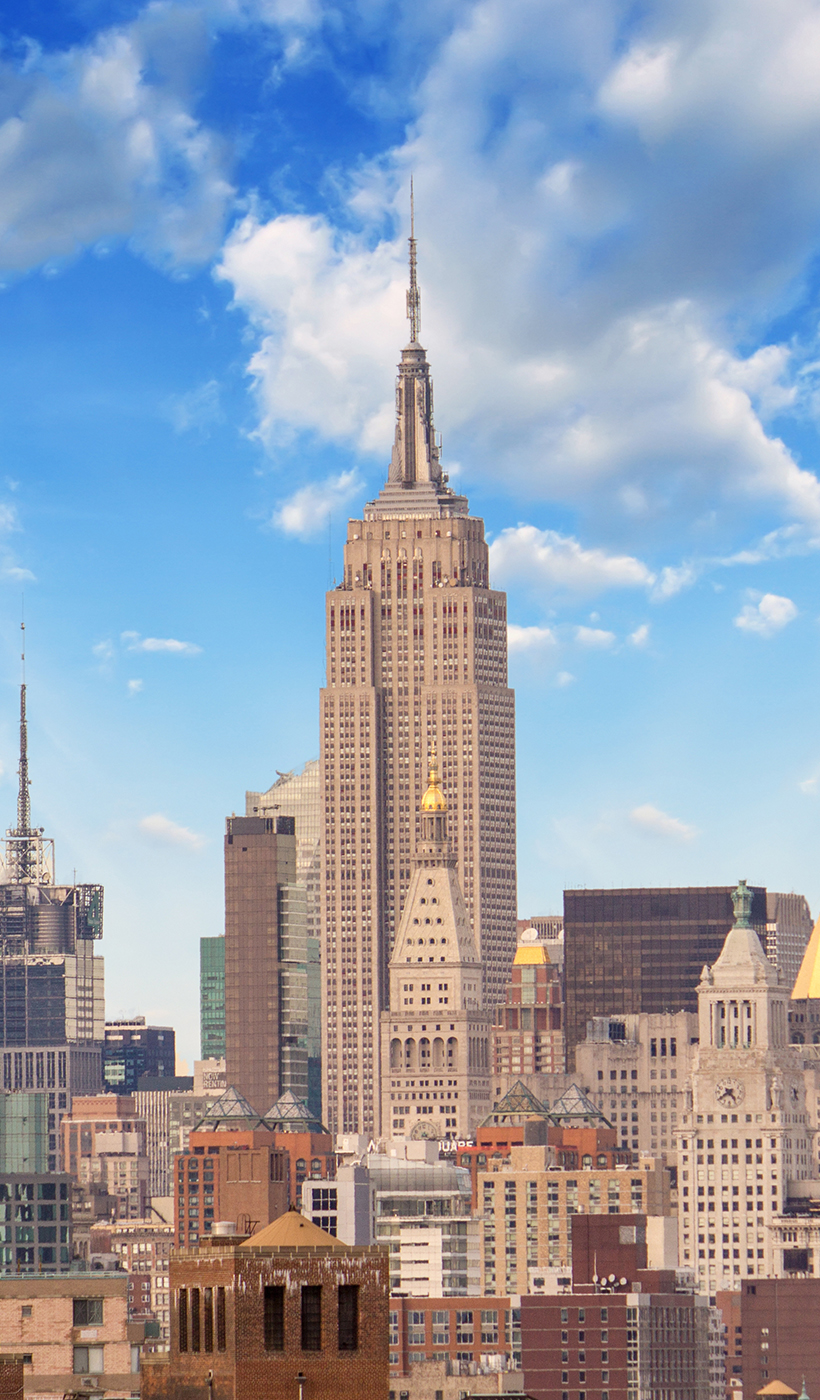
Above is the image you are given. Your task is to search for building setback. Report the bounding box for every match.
[563,886,768,1067]
[320,229,517,1137]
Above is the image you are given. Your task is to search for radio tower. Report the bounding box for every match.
[5,621,52,884]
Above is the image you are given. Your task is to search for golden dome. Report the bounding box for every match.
[421,746,447,812]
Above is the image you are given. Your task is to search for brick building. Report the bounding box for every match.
[263,1088,336,1205]
[492,937,564,1078]
[717,1278,820,1396]
[59,1095,149,1219]
[173,1098,289,1247]
[142,1210,389,1400]
[0,1273,141,1399]
[90,1218,174,1344]
[389,1295,518,1376]
[520,1215,712,1400]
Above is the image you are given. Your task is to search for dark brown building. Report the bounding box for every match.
[142,1210,389,1400]
[718,1278,820,1396]
[520,1215,711,1400]
[224,815,300,1114]
[173,1123,289,1248]
[563,886,768,1066]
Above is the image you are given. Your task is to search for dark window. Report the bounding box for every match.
[190,1288,201,1353]
[73,1299,103,1326]
[264,1286,285,1350]
[178,1291,188,1352]
[203,1288,214,1353]
[301,1286,322,1351]
[784,1249,810,1273]
[338,1286,358,1351]
[216,1287,226,1352]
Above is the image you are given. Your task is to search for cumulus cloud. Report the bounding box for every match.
[273,470,364,539]
[630,803,697,841]
[575,625,616,647]
[507,623,557,653]
[628,623,650,647]
[733,592,798,637]
[138,813,205,849]
[556,670,576,687]
[121,631,202,655]
[127,679,143,695]
[213,0,820,538]
[490,526,654,597]
[0,7,233,275]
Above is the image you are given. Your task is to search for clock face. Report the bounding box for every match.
[715,1077,745,1107]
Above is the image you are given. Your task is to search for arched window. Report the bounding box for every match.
[582,1154,593,1169]
[433,1037,445,1070]
[447,1036,458,1068]
[420,1038,431,1066]
[296,1158,306,1177]
[310,1159,322,1177]
[404,1039,417,1070]
[391,1039,402,1069]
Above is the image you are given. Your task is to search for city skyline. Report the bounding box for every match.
[1,0,820,1066]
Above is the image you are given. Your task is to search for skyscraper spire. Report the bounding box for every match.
[4,622,53,885]
[406,176,421,345]
[17,621,31,838]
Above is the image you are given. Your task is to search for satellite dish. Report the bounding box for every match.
[620,1277,628,1286]
[592,1274,599,1283]
[608,1274,616,1283]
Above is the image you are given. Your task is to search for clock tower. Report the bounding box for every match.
[677,881,814,1294]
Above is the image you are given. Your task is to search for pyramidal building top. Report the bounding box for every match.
[365,189,469,522]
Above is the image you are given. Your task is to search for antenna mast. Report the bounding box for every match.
[406,177,421,344]
[18,621,30,838]
[4,618,53,885]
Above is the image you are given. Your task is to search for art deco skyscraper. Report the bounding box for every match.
[320,222,517,1137]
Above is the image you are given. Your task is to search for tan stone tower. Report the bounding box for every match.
[320,221,517,1136]
[380,750,492,1139]
[677,880,814,1294]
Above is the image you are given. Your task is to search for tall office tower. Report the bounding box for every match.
[103,1017,175,1091]
[380,753,491,1140]
[321,225,517,1136]
[563,885,768,1068]
[765,892,813,991]
[0,659,105,1167]
[247,761,322,1117]
[223,814,308,1114]
[199,936,226,1059]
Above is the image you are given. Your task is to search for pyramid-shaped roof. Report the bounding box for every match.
[263,1089,326,1133]
[550,1083,611,1126]
[239,1207,347,1252]
[792,916,820,1000]
[196,1085,265,1129]
[481,1080,550,1126]
[756,1383,799,1398]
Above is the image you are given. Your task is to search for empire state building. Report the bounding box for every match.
[320,225,517,1136]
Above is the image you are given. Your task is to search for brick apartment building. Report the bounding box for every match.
[389,1295,518,1376]
[173,1126,288,1247]
[717,1278,820,1396]
[142,1210,388,1400]
[520,1215,712,1400]
[0,1273,141,1400]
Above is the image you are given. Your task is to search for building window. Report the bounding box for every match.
[73,1347,104,1375]
[190,1288,201,1353]
[264,1286,285,1350]
[73,1299,103,1326]
[203,1287,214,1353]
[216,1287,226,1352]
[301,1286,322,1351]
[178,1290,188,1352]
[338,1286,358,1351]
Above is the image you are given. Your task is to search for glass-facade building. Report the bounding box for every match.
[199,937,226,1060]
[0,1173,72,1273]
[563,885,768,1067]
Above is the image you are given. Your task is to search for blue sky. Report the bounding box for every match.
[1,0,820,1065]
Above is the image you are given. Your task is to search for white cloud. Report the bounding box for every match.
[628,623,650,647]
[575,625,616,648]
[213,0,820,536]
[734,592,798,637]
[138,813,205,850]
[490,526,654,597]
[799,775,818,795]
[507,623,557,653]
[556,670,576,687]
[127,679,143,696]
[93,639,114,661]
[273,470,363,539]
[168,380,223,435]
[121,631,202,655]
[0,8,233,275]
[630,803,697,841]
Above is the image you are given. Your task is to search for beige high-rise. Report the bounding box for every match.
[320,235,517,1137]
